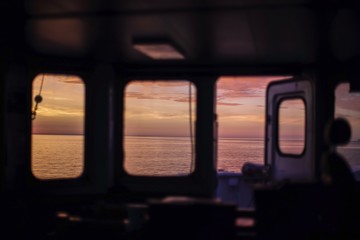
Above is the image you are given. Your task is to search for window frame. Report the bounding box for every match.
[28,70,90,189]
[114,76,217,197]
[265,78,314,182]
[276,96,307,157]
[122,79,197,177]
[31,73,86,181]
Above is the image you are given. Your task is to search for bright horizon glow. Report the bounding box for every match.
[32,74,84,135]
[124,80,196,137]
[32,74,85,180]
[217,76,290,138]
[32,75,360,140]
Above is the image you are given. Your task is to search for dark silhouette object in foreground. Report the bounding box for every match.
[321,118,360,239]
[254,118,360,240]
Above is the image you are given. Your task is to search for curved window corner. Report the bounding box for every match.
[31,74,85,180]
[216,76,289,172]
[278,98,306,155]
[123,80,196,176]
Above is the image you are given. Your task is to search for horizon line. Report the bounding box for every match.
[32,133,309,140]
[33,133,264,138]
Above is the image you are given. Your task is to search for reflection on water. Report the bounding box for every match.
[32,135,360,179]
[124,136,193,176]
[32,134,83,179]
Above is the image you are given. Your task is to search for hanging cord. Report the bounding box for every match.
[189,82,195,173]
[32,74,45,120]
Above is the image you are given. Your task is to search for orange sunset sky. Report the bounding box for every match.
[32,74,360,140]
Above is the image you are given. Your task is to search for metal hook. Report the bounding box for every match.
[32,111,36,120]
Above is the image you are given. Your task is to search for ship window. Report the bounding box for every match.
[31,74,84,180]
[278,99,305,155]
[124,81,196,176]
[216,76,288,172]
[335,83,360,178]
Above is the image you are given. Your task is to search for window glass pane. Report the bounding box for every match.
[335,83,360,177]
[216,76,288,172]
[124,81,196,176]
[278,99,305,155]
[31,74,84,179]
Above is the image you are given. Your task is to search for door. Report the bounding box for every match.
[265,79,314,182]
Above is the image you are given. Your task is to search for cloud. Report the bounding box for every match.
[217,76,291,99]
[126,108,194,120]
[217,102,244,106]
[218,88,266,99]
[125,76,292,105]
[33,74,83,85]
[126,91,193,103]
[128,81,190,88]
[125,92,160,100]
[62,78,83,84]
[125,89,195,103]
[36,106,84,117]
[173,97,196,103]
[47,96,72,101]
[219,113,264,122]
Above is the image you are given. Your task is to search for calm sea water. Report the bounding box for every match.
[32,135,84,179]
[32,135,360,179]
